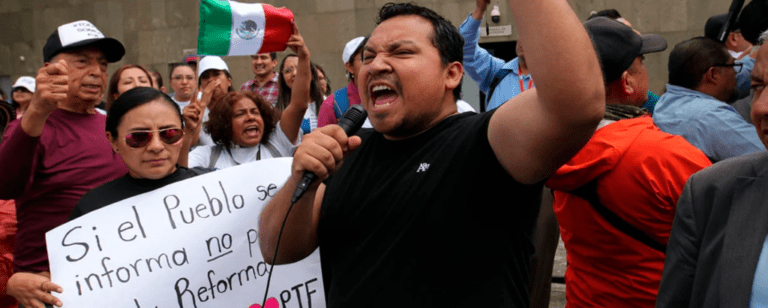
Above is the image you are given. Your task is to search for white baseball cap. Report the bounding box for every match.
[12,76,36,93]
[43,20,124,63]
[197,56,230,78]
[342,37,366,64]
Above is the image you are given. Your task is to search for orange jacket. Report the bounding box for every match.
[546,116,711,308]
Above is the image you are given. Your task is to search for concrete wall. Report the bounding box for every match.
[0,0,733,102]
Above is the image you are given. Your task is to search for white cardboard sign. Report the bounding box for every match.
[46,158,325,308]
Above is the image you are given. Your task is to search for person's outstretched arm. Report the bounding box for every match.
[488,0,605,184]
[280,21,312,144]
[0,60,68,199]
[460,0,507,94]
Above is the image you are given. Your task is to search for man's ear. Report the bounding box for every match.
[703,67,720,85]
[727,32,739,48]
[620,71,635,95]
[444,61,463,91]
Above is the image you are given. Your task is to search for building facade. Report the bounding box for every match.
[0,0,731,109]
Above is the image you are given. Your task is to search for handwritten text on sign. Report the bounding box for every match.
[46,158,325,308]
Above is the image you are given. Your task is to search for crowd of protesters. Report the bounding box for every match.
[3,0,768,307]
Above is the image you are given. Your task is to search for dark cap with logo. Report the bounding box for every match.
[43,20,125,63]
[584,17,668,83]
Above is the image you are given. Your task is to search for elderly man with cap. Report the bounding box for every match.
[317,36,367,128]
[240,52,280,106]
[546,17,712,308]
[0,20,128,308]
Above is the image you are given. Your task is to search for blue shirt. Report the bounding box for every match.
[653,84,763,162]
[751,235,768,307]
[737,55,756,99]
[459,13,533,111]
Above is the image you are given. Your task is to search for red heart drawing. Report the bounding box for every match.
[249,297,279,308]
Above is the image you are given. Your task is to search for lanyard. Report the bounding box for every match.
[518,70,533,92]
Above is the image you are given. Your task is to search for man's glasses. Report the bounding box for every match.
[714,63,744,73]
[124,128,184,148]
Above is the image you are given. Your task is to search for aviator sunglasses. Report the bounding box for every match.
[124,128,184,148]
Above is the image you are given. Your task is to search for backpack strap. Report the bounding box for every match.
[486,69,514,108]
[568,179,666,253]
[208,145,223,170]
[262,142,281,158]
[333,87,350,121]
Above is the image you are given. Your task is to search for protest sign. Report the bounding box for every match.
[46,158,325,308]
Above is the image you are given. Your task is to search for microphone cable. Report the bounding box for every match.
[261,105,367,307]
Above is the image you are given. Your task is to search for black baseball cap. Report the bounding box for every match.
[584,17,667,83]
[705,13,731,41]
[43,20,125,63]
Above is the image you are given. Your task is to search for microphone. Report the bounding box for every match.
[717,0,745,43]
[291,105,367,203]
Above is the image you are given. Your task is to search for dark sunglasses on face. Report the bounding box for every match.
[125,128,184,148]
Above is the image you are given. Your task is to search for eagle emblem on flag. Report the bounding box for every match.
[236,20,259,40]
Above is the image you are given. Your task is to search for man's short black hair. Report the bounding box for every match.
[738,0,768,45]
[668,37,731,90]
[375,2,463,101]
[588,9,622,20]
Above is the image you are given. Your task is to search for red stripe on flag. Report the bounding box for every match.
[261,4,294,53]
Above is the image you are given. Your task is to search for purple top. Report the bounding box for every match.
[0,109,127,272]
[317,81,362,128]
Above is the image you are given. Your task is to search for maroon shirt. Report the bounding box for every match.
[0,109,127,272]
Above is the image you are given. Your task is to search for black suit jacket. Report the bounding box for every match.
[657,151,768,307]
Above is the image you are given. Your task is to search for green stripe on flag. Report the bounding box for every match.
[198,0,232,55]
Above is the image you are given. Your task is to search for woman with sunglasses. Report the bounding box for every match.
[185,21,311,170]
[69,87,200,220]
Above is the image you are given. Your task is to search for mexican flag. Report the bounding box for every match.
[198,0,294,56]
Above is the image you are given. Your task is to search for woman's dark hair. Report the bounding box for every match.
[0,101,15,142]
[205,91,277,148]
[588,9,622,20]
[169,63,194,81]
[315,63,331,96]
[668,37,731,90]
[107,64,154,107]
[198,69,235,93]
[276,55,325,112]
[150,70,163,89]
[375,2,463,101]
[106,87,183,138]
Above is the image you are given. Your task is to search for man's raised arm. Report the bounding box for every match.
[489,0,605,184]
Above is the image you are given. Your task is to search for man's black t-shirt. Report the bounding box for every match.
[320,111,542,307]
[70,167,202,220]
